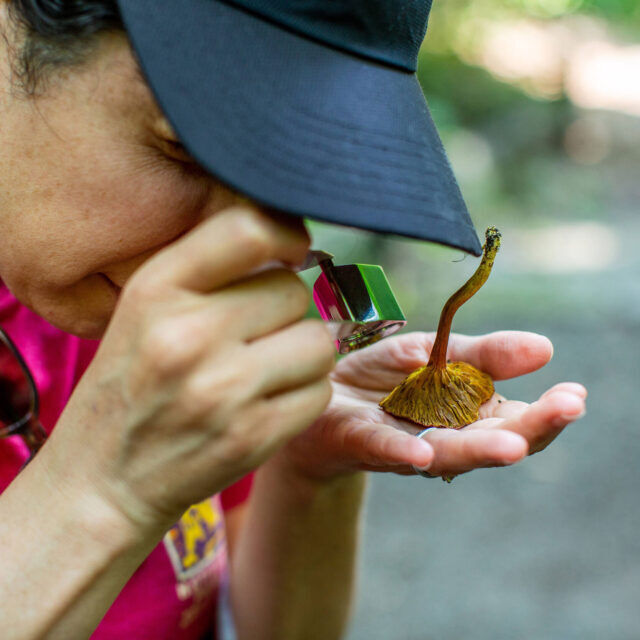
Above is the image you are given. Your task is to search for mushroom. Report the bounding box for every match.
[380,227,501,430]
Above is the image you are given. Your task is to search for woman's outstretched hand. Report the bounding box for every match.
[279,331,587,481]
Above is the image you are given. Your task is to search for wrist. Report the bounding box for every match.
[32,441,166,551]
[0,445,166,639]
[261,450,367,505]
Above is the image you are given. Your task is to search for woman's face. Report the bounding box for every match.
[0,29,239,339]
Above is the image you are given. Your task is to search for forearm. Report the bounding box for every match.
[0,447,163,640]
[230,454,367,640]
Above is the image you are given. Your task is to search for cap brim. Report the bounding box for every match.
[117,0,482,255]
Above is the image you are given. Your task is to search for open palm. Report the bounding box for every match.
[281,331,587,480]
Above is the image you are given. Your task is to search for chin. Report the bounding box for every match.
[37,305,112,340]
[26,277,119,340]
[62,316,111,340]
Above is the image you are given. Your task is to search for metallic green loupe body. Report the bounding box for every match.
[302,251,406,354]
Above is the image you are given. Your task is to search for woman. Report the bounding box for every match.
[0,1,587,639]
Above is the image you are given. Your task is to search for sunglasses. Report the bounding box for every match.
[0,327,47,465]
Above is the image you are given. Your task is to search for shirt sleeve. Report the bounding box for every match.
[220,473,254,512]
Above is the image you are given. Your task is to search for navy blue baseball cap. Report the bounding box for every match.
[117,0,482,255]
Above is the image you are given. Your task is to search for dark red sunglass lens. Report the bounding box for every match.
[0,340,33,429]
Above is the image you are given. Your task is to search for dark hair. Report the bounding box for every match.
[7,0,123,94]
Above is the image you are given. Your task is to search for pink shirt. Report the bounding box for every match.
[0,283,253,639]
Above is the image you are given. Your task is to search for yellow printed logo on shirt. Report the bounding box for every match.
[164,496,227,581]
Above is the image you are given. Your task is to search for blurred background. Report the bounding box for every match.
[304,0,640,638]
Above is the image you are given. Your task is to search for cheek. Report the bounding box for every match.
[4,158,212,287]
[68,164,213,270]
[0,154,214,337]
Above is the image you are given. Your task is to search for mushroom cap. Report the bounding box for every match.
[379,361,494,429]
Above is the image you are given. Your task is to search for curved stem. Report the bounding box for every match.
[428,227,501,369]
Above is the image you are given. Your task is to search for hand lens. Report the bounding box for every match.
[300,250,407,354]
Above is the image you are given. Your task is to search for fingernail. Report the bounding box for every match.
[554,409,586,428]
[561,409,586,422]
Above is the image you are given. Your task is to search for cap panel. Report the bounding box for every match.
[220,0,433,71]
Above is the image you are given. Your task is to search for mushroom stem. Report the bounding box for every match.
[428,227,502,370]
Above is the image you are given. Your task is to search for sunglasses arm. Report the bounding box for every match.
[19,416,48,467]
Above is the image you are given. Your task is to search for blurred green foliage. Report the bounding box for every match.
[415,0,639,223]
[425,0,640,32]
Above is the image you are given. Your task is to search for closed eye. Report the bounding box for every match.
[160,138,198,165]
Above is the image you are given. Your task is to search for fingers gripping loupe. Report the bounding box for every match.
[300,250,407,354]
[0,328,48,464]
